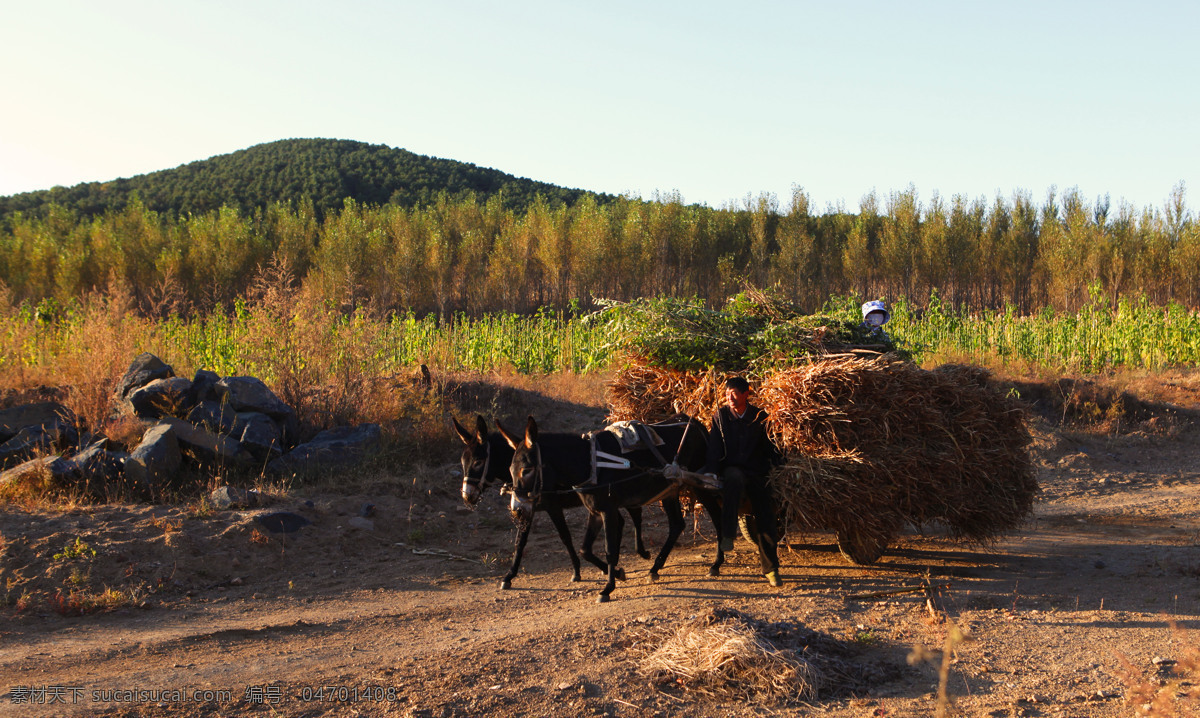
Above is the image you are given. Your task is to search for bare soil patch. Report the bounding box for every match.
[3,373,1200,717]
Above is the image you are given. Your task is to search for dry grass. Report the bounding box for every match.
[1117,624,1200,716]
[637,608,823,702]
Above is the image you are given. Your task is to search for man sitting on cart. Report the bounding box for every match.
[702,376,785,587]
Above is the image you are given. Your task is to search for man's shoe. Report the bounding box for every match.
[718,537,735,552]
[766,570,783,587]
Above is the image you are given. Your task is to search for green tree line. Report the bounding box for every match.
[1,184,1197,317]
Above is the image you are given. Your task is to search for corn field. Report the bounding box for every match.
[2,296,1199,388]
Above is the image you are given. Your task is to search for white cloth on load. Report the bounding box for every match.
[604,420,665,454]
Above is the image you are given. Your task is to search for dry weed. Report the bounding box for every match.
[1118,623,1200,716]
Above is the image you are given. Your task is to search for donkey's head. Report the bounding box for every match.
[452,414,508,508]
[499,416,541,525]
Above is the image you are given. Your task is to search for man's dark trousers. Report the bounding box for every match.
[720,466,780,574]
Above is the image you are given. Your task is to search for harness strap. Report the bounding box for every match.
[595,450,631,471]
[635,422,669,467]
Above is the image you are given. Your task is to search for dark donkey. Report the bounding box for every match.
[501,415,725,602]
[452,415,651,589]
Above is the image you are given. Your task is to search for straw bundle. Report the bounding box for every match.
[605,356,724,424]
[607,355,1038,553]
[638,609,822,701]
[760,357,1036,544]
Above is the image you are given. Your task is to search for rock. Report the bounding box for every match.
[359,502,376,518]
[255,511,311,533]
[1094,560,1106,569]
[0,417,78,469]
[233,412,284,462]
[125,423,182,491]
[186,399,238,436]
[115,353,174,400]
[267,423,382,477]
[347,516,374,531]
[187,369,221,405]
[0,455,76,489]
[159,417,252,467]
[128,377,195,419]
[215,376,293,417]
[0,401,75,442]
[61,438,126,497]
[210,485,261,510]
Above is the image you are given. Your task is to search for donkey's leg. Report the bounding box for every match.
[628,506,652,560]
[501,516,535,590]
[580,511,627,580]
[648,497,686,581]
[598,508,625,603]
[695,494,725,576]
[546,506,584,583]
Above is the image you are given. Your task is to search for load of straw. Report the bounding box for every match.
[607,354,1037,557]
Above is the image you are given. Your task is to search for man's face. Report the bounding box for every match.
[725,387,749,413]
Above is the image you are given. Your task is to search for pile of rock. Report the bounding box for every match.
[0,353,382,497]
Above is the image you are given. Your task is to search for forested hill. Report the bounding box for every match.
[0,138,611,219]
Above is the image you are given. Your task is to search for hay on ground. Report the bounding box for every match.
[637,609,823,701]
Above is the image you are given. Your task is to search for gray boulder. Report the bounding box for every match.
[158,417,252,468]
[0,401,75,442]
[0,417,78,469]
[129,377,195,419]
[186,399,237,436]
[234,412,284,462]
[0,455,76,489]
[215,376,292,417]
[60,438,126,497]
[187,369,221,405]
[209,485,261,510]
[125,423,182,491]
[116,353,174,400]
[267,423,382,477]
[255,511,311,533]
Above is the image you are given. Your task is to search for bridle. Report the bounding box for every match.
[461,440,493,508]
[508,443,543,518]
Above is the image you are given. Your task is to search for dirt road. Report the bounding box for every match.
[3,414,1200,717]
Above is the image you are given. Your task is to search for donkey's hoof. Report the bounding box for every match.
[614,568,626,581]
[637,550,651,560]
[570,574,582,583]
[648,571,659,583]
[596,594,611,604]
[708,566,721,577]
[500,579,512,590]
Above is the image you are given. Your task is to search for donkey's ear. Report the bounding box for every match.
[496,419,521,450]
[473,414,488,441]
[523,416,539,449]
[451,417,473,445]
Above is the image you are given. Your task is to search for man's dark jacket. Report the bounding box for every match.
[703,404,782,478]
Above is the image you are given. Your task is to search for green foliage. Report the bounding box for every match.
[892,294,1200,371]
[53,538,97,562]
[593,291,903,372]
[0,139,609,221]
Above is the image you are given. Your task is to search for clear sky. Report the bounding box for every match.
[2,0,1196,213]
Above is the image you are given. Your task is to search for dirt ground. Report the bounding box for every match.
[3,372,1200,717]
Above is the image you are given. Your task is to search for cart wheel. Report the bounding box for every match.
[836,529,887,565]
